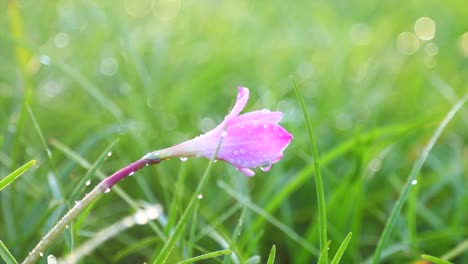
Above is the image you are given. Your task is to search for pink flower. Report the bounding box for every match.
[146,87,292,176]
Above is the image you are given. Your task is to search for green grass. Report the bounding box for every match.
[1,1,468,263]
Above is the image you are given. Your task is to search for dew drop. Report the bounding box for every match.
[411,179,418,185]
[85,180,91,186]
[221,131,228,137]
[47,254,57,264]
[107,151,112,157]
[134,211,149,225]
[239,148,247,154]
[74,200,81,206]
[213,159,218,163]
[39,252,44,257]
[104,188,111,193]
[65,225,69,229]
[233,150,239,155]
[39,55,51,65]
[129,171,135,176]
[260,163,272,172]
[263,124,269,129]
[179,157,188,161]
[198,194,203,199]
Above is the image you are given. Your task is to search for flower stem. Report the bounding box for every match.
[22,158,160,264]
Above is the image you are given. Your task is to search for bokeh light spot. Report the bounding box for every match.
[414,17,436,41]
[460,32,468,57]
[397,32,420,55]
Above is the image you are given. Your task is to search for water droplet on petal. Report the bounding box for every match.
[263,124,269,129]
[179,157,188,161]
[260,163,272,172]
[233,150,239,155]
[221,131,228,137]
[104,188,111,193]
[239,148,246,154]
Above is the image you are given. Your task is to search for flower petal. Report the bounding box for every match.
[224,87,249,121]
[238,167,255,177]
[229,110,283,126]
[216,121,292,169]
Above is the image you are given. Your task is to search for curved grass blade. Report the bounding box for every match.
[292,76,328,262]
[176,249,232,264]
[0,160,36,192]
[371,93,468,263]
[0,240,18,264]
[266,245,276,264]
[330,232,352,264]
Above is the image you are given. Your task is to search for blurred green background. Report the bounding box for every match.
[1,0,467,263]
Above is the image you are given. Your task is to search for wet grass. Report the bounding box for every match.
[1,0,468,263]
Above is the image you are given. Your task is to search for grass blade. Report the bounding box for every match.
[0,160,36,192]
[330,232,352,264]
[176,249,232,264]
[266,245,276,264]
[421,254,453,264]
[292,77,328,262]
[0,240,18,264]
[371,93,468,263]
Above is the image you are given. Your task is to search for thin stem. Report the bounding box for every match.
[292,77,328,263]
[22,158,160,264]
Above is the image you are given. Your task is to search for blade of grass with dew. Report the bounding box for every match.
[371,93,468,264]
[0,160,36,192]
[421,254,453,264]
[292,76,328,262]
[176,249,232,264]
[218,180,319,256]
[49,138,167,241]
[152,132,225,264]
[317,241,332,264]
[0,240,18,264]
[266,245,276,264]
[224,204,247,264]
[330,232,352,264]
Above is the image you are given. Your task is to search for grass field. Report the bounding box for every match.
[1,1,467,263]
